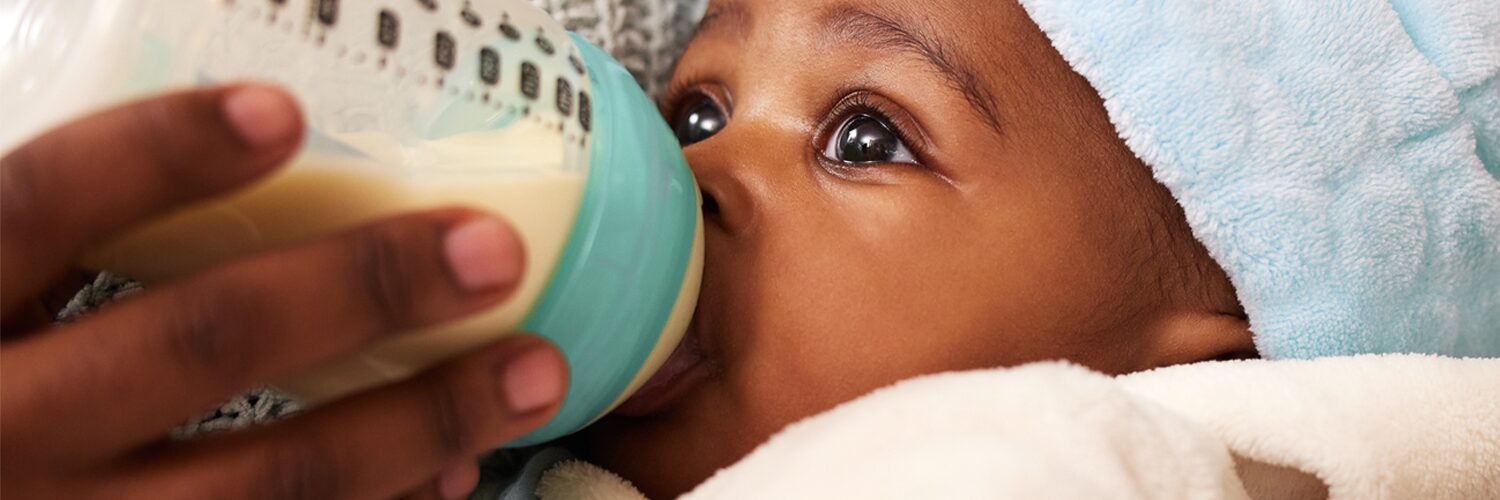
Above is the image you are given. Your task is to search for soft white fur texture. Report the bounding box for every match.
[539,355,1500,500]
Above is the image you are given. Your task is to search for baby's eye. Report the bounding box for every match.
[673,94,727,146]
[822,114,917,165]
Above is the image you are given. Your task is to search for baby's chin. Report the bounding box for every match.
[583,414,711,497]
[584,379,773,498]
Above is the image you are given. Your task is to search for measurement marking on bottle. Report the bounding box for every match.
[378,10,399,48]
[435,31,456,70]
[500,14,521,41]
[480,48,501,85]
[216,0,593,144]
[556,78,574,116]
[316,0,337,26]
[521,62,540,99]
[579,91,591,132]
[461,2,482,27]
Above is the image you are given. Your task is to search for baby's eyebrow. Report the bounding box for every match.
[820,6,1005,136]
[693,1,752,43]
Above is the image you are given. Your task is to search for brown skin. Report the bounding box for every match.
[0,86,568,500]
[584,0,1254,497]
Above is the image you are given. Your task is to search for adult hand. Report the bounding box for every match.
[0,85,568,499]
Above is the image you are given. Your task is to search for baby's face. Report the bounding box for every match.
[583,0,1251,496]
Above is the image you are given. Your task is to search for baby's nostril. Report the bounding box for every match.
[700,188,721,216]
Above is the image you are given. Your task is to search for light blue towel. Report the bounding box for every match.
[1018,0,1500,358]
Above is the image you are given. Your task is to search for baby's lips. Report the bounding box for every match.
[613,329,709,417]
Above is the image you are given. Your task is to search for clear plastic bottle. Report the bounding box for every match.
[0,0,702,446]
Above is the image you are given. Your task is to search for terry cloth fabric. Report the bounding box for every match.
[535,356,1500,500]
[1014,0,1500,358]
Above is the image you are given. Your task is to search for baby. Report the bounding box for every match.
[531,0,1500,497]
[580,1,1250,496]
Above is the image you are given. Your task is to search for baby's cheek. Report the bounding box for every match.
[736,222,995,411]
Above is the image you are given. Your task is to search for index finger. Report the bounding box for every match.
[0,85,302,316]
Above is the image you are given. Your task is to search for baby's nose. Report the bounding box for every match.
[700,187,721,217]
[684,149,758,236]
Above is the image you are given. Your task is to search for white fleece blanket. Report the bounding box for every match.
[538,355,1500,500]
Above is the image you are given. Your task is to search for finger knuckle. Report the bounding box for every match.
[127,97,205,193]
[0,146,51,238]
[157,285,267,387]
[347,223,431,331]
[257,439,341,500]
[420,373,490,459]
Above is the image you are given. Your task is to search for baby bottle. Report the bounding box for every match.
[0,0,702,445]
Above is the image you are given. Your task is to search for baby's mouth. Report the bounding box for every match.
[612,319,710,417]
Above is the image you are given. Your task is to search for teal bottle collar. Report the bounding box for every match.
[508,34,700,446]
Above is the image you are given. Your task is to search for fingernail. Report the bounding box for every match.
[223,85,300,149]
[438,463,480,500]
[502,346,565,414]
[444,218,523,292]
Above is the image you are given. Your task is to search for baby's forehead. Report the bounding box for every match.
[688,0,1115,143]
[694,0,1045,59]
[689,0,1061,126]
